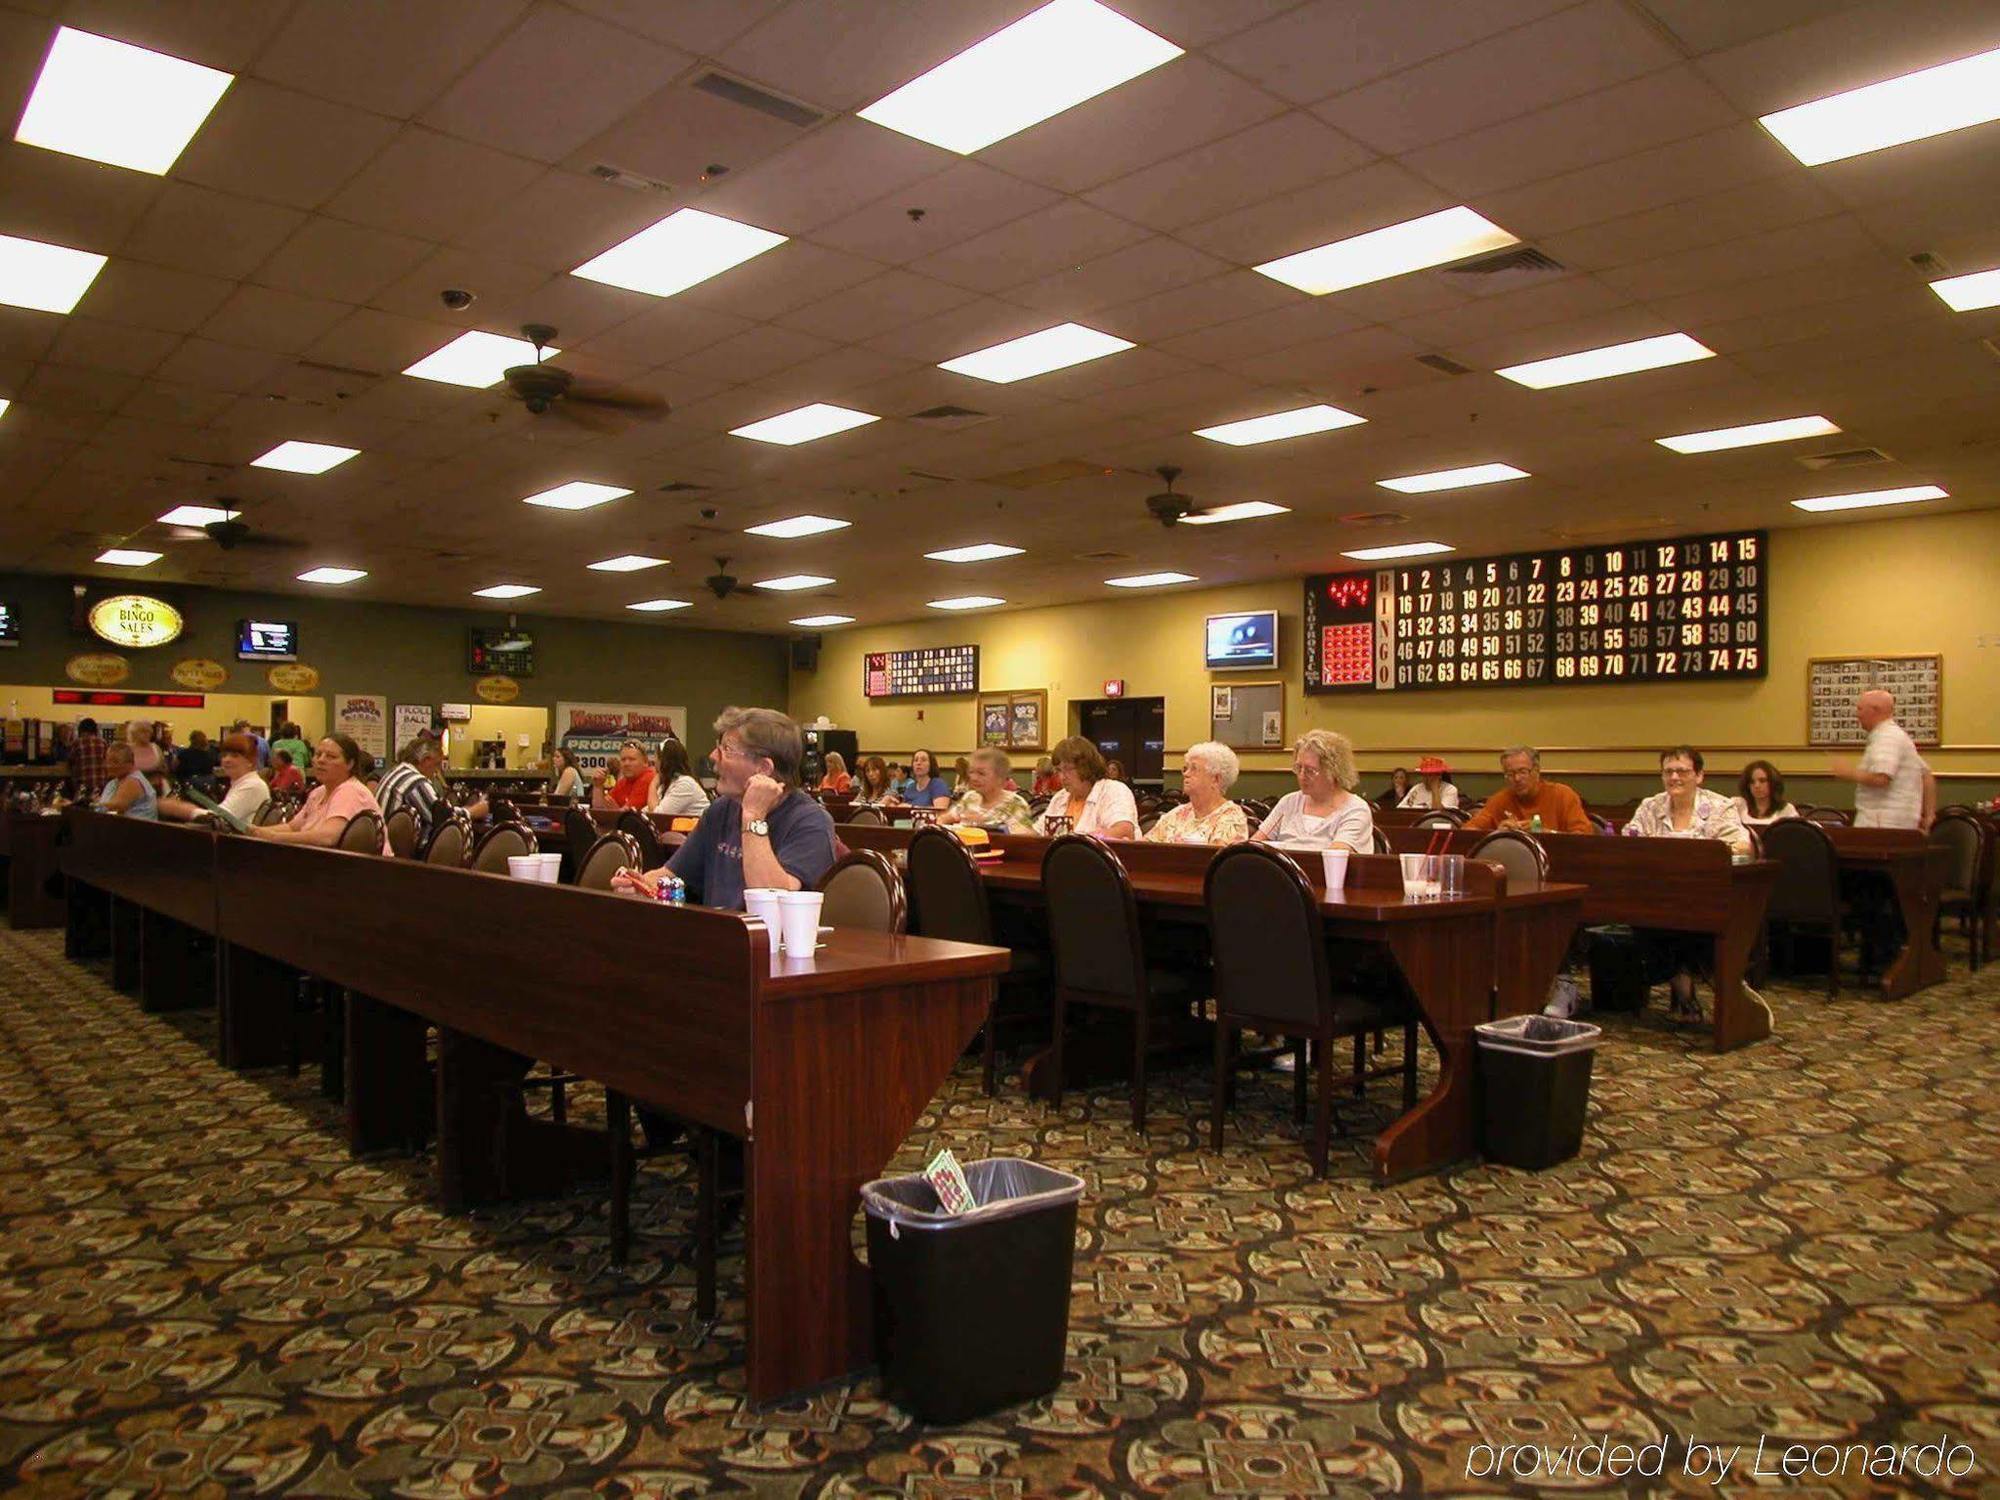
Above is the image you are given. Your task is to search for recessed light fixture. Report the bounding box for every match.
[857,0,1183,154]
[297,566,366,585]
[926,542,1026,563]
[627,598,693,612]
[251,440,358,474]
[939,321,1133,383]
[744,514,851,539]
[928,595,1005,610]
[1496,332,1713,389]
[753,574,835,591]
[522,481,632,511]
[0,231,108,314]
[1253,205,1520,296]
[790,614,855,627]
[96,548,161,567]
[1181,501,1290,527]
[1106,571,1196,588]
[1656,415,1840,453]
[157,504,237,526]
[1342,541,1455,561]
[1793,484,1947,514]
[571,207,786,298]
[1928,267,2000,312]
[15,26,233,175]
[1377,463,1529,494]
[474,584,540,599]
[588,554,668,572]
[729,403,879,445]
[1194,403,1366,446]
[0,398,9,420]
[403,330,551,388]
[1759,43,2000,166]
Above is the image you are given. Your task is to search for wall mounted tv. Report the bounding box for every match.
[1205,609,1278,671]
[237,619,299,661]
[0,601,17,647]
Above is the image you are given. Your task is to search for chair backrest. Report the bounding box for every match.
[253,796,291,827]
[614,808,662,867]
[844,805,886,826]
[905,827,992,944]
[1138,811,1161,835]
[1469,829,1547,894]
[564,806,598,852]
[336,811,382,855]
[1802,806,1849,827]
[383,806,419,859]
[423,810,473,867]
[817,849,906,934]
[1413,810,1463,828]
[471,821,537,874]
[1760,817,1840,921]
[1040,835,1147,1000]
[1930,810,1985,893]
[1205,842,1328,1031]
[576,831,642,891]
[1369,826,1391,854]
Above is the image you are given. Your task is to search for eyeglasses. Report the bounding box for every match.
[1661,765,1697,778]
[716,739,756,762]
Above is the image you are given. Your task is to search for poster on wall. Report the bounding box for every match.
[393,704,433,750]
[334,693,388,761]
[554,701,688,774]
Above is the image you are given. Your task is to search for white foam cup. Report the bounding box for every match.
[1321,848,1350,890]
[538,852,561,882]
[776,889,825,955]
[742,887,784,940]
[506,855,539,881]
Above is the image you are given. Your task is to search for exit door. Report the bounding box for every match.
[1074,696,1165,786]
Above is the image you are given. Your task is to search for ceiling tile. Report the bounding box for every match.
[1538,173,1843,273]
[1091,270,1301,344]
[1009,236,1232,316]
[1692,0,2000,115]
[149,337,290,395]
[570,299,753,366]
[1594,213,1882,301]
[117,182,306,279]
[674,240,886,320]
[666,323,837,387]
[304,308,462,379]
[254,218,434,306]
[0,120,164,252]
[563,81,805,192]
[691,117,955,236]
[812,161,1059,264]
[198,284,354,355]
[43,316,181,377]
[561,0,786,54]
[1082,110,1374,234]
[20,360,139,415]
[73,260,235,334]
[174,80,402,212]
[62,0,294,69]
[909,200,1152,294]
[321,128,546,243]
[1152,296,1361,365]
[772,269,979,344]
[1173,158,1448,264]
[256,0,534,117]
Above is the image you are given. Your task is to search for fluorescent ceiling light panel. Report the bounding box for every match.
[1106,571,1196,588]
[15,26,233,175]
[1253,206,1519,296]
[1194,403,1366,445]
[729,403,879,445]
[928,595,1005,610]
[1793,484,1947,514]
[627,598,693,612]
[926,543,1025,562]
[1180,501,1290,527]
[571,207,785,298]
[1759,44,2000,166]
[1929,267,2000,312]
[857,0,1183,154]
[752,574,834,592]
[296,566,366,585]
[474,584,539,599]
[1377,463,1529,494]
[744,514,851,539]
[588,554,667,572]
[0,398,8,419]
[403,330,550,388]
[157,505,237,526]
[1656,415,1839,453]
[939,321,1132,383]
[1496,332,1713,389]
[251,439,358,474]
[1343,541,1455,561]
[522,481,631,511]
[96,549,160,566]
[791,614,855,627]
[0,232,107,314]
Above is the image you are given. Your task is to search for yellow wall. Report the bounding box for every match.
[450,706,554,770]
[0,686,327,747]
[790,510,2000,777]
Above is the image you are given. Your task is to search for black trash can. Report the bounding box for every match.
[1587,924,1649,1012]
[862,1157,1084,1423]
[1476,1015,1602,1169]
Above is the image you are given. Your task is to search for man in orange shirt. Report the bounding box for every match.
[1462,746,1596,834]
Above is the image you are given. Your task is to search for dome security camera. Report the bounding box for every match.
[440,288,475,311]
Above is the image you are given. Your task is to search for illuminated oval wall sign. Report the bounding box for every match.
[171,658,228,690]
[66,652,131,686]
[267,663,320,693]
[475,674,521,704]
[87,594,184,649]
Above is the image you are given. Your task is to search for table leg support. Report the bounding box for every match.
[1372,913,1494,1184]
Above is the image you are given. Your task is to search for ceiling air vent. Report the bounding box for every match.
[907,403,994,431]
[1076,550,1131,562]
[691,71,825,128]
[296,358,384,380]
[982,458,1115,489]
[1438,246,1567,294]
[1796,447,1891,472]
[1415,353,1472,376]
[656,480,710,492]
[1338,510,1410,527]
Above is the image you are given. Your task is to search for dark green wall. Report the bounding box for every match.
[0,572,788,754]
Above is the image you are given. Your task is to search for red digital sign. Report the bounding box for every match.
[52,690,207,708]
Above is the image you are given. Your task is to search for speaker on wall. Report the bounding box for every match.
[791,633,821,671]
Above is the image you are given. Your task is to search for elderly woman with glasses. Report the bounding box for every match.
[1622,744,1751,1023]
[1251,729,1373,852]
[1148,741,1248,843]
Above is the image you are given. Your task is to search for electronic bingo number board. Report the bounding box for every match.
[1304,529,1767,693]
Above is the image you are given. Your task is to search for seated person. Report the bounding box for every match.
[126,720,163,781]
[1733,759,1797,825]
[1623,746,1751,1023]
[950,756,972,793]
[652,738,711,817]
[158,733,269,825]
[817,750,854,796]
[613,706,837,910]
[1374,766,1411,809]
[550,746,585,800]
[94,742,158,819]
[1462,746,1595,833]
[248,735,389,850]
[1399,755,1459,809]
[175,729,217,786]
[1041,736,1138,838]
[890,748,952,810]
[1030,757,1060,797]
[269,722,312,778]
[268,748,305,798]
[594,739,656,810]
[853,755,896,804]
[1252,730,1373,851]
[1148,741,1248,844]
[376,736,487,835]
[941,747,1036,833]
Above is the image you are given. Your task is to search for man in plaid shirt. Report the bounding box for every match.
[67,717,108,798]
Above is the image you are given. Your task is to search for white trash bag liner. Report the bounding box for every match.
[862,1157,1083,1232]
[1475,1014,1602,1057]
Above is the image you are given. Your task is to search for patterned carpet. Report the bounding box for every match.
[0,922,1995,1499]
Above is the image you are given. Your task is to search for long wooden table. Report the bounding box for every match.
[1825,826,1950,1000]
[58,810,1008,1404]
[2,809,67,928]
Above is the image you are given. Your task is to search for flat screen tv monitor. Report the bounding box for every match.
[0,602,17,647]
[1205,609,1278,671]
[237,618,298,661]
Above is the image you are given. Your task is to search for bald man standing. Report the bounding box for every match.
[1831,689,1933,831]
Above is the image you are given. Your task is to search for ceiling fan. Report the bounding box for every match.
[1143,465,1212,527]
[502,323,670,431]
[703,557,739,600]
[158,501,306,552]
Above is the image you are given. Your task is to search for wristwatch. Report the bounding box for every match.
[745,817,771,838]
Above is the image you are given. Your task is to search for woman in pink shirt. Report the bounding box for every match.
[249,735,387,852]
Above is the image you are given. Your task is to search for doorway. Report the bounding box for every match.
[1073,696,1165,787]
[267,699,289,737]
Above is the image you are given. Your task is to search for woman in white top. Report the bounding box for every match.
[158,732,271,825]
[1041,735,1138,839]
[1253,729,1374,852]
[651,738,710,818]
[1732,759,1798,826]
[1398,755,1459,810]
[550,746,584,800]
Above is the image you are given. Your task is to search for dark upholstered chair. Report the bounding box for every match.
[336,811,382,854]
[1469,829,1548,894]
[1412,810,1464,829]
[576,831,641,892]
[817,849,906,933]
[615,808,663,868]
[562,807,599,883]
[1204,843,1418,1177]
[423,809,473,866]
[844,805,887,826]
[253,797,292,827]
[1761,817,1843,998]
[470,821,537,874]
[1802,806,1850,827]
[1930,810,1989,969]
[383,807,419,859]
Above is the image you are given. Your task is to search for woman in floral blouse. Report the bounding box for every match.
[1148,741,1249,844]
[1622,745,1750,1022]
[941,747,1037,833]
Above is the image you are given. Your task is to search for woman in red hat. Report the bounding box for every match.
[1399,754,1458,810]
